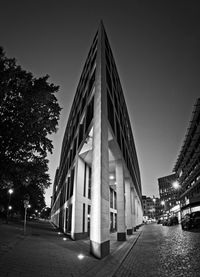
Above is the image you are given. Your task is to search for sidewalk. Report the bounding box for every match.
[0,220,142,277]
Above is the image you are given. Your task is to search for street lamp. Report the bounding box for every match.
[161,200,165,206]
[160,200,165,220]
[6,188,14,223]
[8,188,14,195]
[172,181,180,190]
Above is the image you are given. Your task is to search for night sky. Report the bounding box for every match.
[1,1,199,206]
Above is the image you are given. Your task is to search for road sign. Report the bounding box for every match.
[24,200,29,208]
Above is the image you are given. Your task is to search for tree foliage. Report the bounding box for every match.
[0,47,61,209]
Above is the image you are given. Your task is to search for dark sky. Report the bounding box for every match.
[1,0,200,206]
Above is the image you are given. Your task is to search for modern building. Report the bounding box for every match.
[173,98,200,216]
[158,173,179,211]
[51,22,143,259]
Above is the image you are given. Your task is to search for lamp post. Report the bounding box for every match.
[161,200,165,212]
[160,200,165,220]
[6,188,14,223]
[172,180,181,221]
[153,196,156,219]
[23,194,30,235]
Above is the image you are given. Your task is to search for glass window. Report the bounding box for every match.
[83,203,85,232]
[70,168,75,198]
[107,91,115,134]
[106,66,112,95]
[110,188,113,208]
[88,166,92,199]
[83,163,87,197]
[85,97,94,132]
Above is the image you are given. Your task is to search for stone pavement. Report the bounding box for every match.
[114,223,200,277]
[0,219,142,277]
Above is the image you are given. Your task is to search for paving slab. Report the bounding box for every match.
[0,220,142,277]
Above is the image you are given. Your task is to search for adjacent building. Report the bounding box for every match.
[51,22,143,259]
[158,173,179,211]
[173,98,200,216]
[142,196,161,220]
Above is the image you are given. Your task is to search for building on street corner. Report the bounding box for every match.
[173,98,200,216]
[51,22,143,259]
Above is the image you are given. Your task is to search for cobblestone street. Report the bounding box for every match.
[114,223,200,277]
[1,220,200,276]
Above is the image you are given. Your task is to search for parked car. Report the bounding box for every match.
[168,216,179,226]
[162,216,178,226]
[190,211,200,228]
[181,214,191,230]
[181,211,200,230]
[162,218,169,226]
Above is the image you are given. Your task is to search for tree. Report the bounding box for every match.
[0,47,61,211]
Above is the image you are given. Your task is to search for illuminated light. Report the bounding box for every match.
[58,232,61,235]
[28,204,31,208]
[78,254,84,260]
[63,237,67,241]
[109,175,114,180]
[161,201,165,206]
[114,182,117,185]
[8,206,12,210]
[8,189,14,194]
[172,181,180,190]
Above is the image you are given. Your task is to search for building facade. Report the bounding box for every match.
[51,22,143,259]
[158,173,179,211]
[142,196,161,220]
[173,98,200,216]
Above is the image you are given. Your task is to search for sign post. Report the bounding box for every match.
[23,200,29,235]
[23,194,30,236]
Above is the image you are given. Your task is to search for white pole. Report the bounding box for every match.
[24,207,27,235]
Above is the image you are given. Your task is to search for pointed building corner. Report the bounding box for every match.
[98,19,106,35]
[51,22,143,260]
[99,19,105,28]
